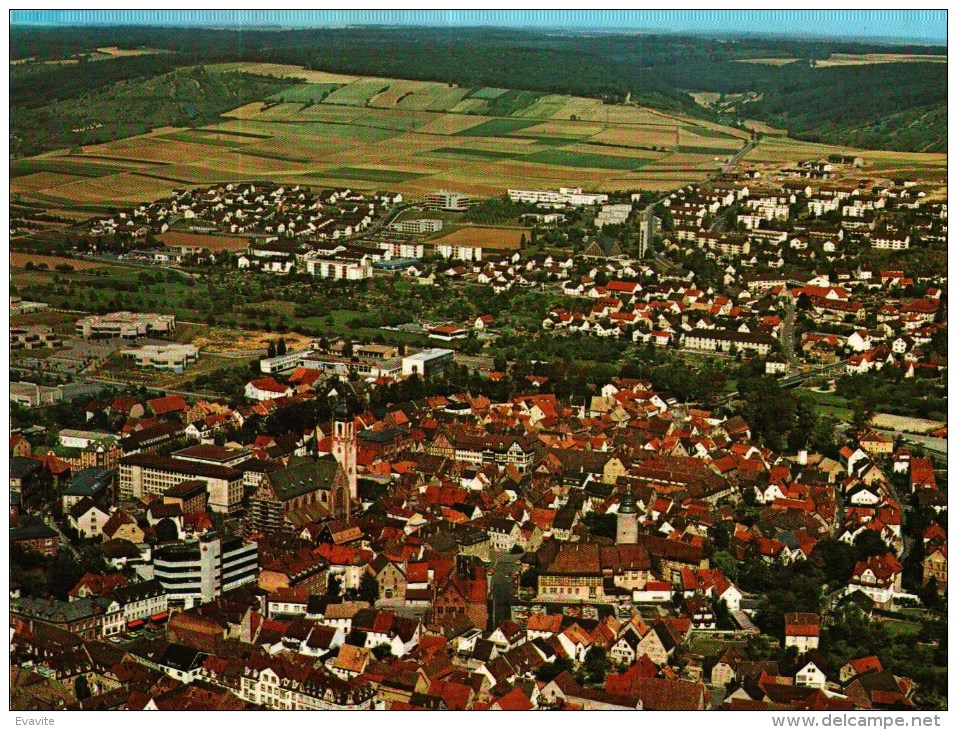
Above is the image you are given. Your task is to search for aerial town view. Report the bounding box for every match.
[7,9,948,715]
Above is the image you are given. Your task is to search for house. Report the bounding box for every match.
[67,498,110,539]
[244,377,293,401]
[783,612,820,652]
[795,652,830,688]
[922,545,947,595]
[848,553,903,605]
[368,555,407,605]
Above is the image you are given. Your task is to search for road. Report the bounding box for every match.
[779,295,800,367]
[722,138,758,172]
[644,137,756,262]
[79,376,222,401]
[46,516,81,559]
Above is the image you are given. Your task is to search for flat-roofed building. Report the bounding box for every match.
[153,532,258,609]
[389,218,443,234]
[401,348,454,378]
[423,190,471,211]
[76,312,176,339]
[119,453,244,514]
[120,343,198,371]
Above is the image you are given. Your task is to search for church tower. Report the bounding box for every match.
[330,393,357,519]
[616,488,638,544]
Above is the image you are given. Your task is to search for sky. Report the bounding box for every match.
[9,9,948,44]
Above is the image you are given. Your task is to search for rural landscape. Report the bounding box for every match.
[8,10,948,716]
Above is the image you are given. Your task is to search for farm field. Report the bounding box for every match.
[10,252,106,271]
[158,231,250,252]
[431,226,528,251]
[816,53,947,67]
[9,62,947,218]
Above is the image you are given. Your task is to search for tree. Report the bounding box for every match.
[371,644,393,660]
[712,550,739,581]
[327,574,342,600]
[535,656,573,682]
[73,673,93,701]
[276,337,287,356]
[267,341,277,358]
[582,646,609,686]
[853,531,890,561]
[358,572,379,604]
[809,538,856,588]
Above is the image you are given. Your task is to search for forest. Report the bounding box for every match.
[10,26,947,154]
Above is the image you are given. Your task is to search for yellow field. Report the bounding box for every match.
[95,46,168,58]
[158,231,249,252]
[735,58,800,66]
[10,252,105,270]
[204,62,358,84]
[816,53,946,67]
[432,226,528,250]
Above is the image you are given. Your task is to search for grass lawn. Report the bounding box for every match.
[880,618,921,638]
[796,388,853,420]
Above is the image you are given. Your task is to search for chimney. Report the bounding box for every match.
[798,449,808,466]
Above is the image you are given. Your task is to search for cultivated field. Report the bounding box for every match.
[735,57,800,66]
[10,252,105,271]
[816,53,947,67]
[9,62,947,218]
[431,226,528,251]
[157,231,250,252]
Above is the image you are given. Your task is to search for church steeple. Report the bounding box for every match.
[616,487,638,544]
[329,388,357,519]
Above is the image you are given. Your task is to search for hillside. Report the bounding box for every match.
[10,67,297,157]
[10,26,946,154]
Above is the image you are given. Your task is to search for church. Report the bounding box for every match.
[245,397,357,535]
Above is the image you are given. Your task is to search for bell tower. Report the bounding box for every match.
[330,390,357,518]
[616,488,638,544]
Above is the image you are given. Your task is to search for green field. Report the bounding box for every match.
[469,87,509,99]
[678,145,741,156]
[323,79,392,106]
[425,146,522,161]
[796,388,853,420]
[156,131,252,148]
[455,118,540,137]
[523,149,655,170]
[10,158,136,178]
[269,82,343,102]
[683,125,741,140]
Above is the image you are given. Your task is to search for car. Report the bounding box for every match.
[108,636,124,644]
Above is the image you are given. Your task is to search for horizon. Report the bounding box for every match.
[9,9,948,45]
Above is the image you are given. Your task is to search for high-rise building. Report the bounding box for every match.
[423,190,471,211]
[153,531,258,609]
